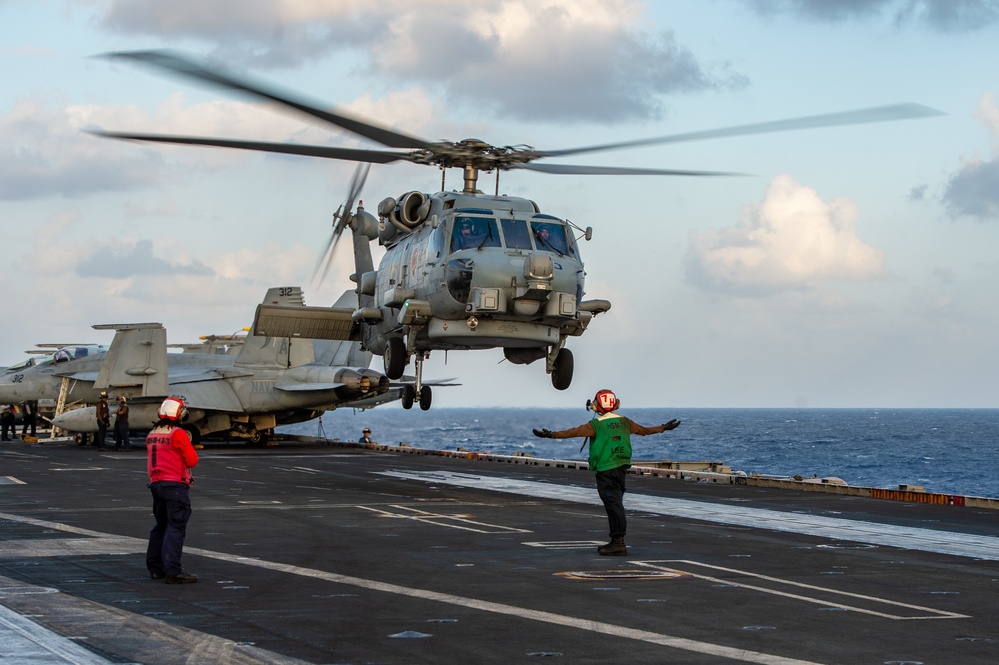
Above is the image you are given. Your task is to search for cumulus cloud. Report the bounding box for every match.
[92,0,747,123]
[942,93,999,221]
[0,96,162,200]
[739,0,999,32]
[76,239,212,277]
[0,89,355,201]
[684,175,888,294]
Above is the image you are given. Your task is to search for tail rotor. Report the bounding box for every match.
[312,163,370,288]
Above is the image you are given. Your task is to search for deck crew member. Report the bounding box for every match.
[1,405,16,441]
[114,395,131,450]
[359,427,374,444]
[95,392,110,450]
[533,389,680,556]
[145,396,199,584]
[20,400,38,439]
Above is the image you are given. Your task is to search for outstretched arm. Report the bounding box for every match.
[628,418,681,435]
[533,422,596,439]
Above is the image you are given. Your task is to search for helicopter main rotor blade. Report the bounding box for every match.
[87,129,411,164]
[516,163,747,177]
[102,50,435,151]
[536,103,945,159]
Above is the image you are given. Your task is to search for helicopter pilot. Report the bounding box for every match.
[452,219,489,251]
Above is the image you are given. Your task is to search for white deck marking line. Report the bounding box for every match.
[357,504,531,533]
[0,510,826,665]
[377,470,999,561]
[0,603,117,665]
[633,560,968,620]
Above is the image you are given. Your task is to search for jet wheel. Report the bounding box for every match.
[183,425,202,448]
[551,348,574,391]
[401,384,416,410]
[385,337,407,380]
[419,385,432,411]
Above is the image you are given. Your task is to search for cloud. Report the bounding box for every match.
[76,239,213,278]
[0,89,354,201]
[684,175,888,294]
[942,93,999,221]
[0,96,162,200]
[739,0,999,32]
[92,0,748,124]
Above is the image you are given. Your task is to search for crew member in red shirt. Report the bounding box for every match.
[145,396,199,583]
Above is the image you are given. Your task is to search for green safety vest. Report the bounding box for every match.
[587,414,632,473]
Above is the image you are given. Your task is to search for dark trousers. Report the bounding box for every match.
[21,415,36,438]
[595,465,628,538]
[95,421,108,449]
[114,421,130,449]
[1,421,15,441]
[146,482,192,577]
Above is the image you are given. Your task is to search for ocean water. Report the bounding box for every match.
[282,407,999,499]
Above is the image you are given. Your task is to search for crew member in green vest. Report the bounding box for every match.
[532,389,681,556]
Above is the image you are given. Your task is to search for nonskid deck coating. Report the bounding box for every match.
[1,438,998,664]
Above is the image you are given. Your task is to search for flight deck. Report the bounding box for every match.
[2,437,998,664]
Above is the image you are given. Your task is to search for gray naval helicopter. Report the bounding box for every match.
[91,50,942,405]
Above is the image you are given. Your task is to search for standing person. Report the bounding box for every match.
[113,395,131,451]
[95,392,111,450]
[145,396,199,584]
[358,427,374,444]
[532,389,681,556]
[20,400,38,439]
[1,406,16,441]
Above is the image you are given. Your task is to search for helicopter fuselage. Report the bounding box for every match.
[357,191,598,362]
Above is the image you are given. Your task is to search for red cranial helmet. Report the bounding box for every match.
[158,396,188,422]
[590,389,620,414]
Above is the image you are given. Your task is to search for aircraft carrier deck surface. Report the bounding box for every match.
[2,437,999,664]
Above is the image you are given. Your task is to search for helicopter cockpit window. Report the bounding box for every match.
[531,221,571,256]
[500,218,533,250]
[451,216,500,252]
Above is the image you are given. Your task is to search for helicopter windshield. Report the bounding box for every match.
[531,221,572,257]
[451,216,500,252]
[500,218,534,250]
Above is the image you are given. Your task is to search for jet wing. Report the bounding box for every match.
[169,379,244,412]
[251,304,358,341]
[54,370,101,382]
[166,367,246,384]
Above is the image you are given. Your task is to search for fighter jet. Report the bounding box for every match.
[3,288,432,444]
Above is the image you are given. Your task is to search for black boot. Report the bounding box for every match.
[598,537,627,556]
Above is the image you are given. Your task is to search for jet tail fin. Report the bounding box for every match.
[91,322,169,397]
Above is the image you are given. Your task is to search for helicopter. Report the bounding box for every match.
[90,50,943,405]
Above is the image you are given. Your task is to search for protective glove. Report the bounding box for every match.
[532,428,554,438]
[661,419,681,431]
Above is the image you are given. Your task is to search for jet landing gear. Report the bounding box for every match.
[401,352,432,410]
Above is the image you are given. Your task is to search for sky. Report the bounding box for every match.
[1,0,998,409]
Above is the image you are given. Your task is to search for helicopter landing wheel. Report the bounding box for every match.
[551,348,574,391]
[385,337,407,380]
[419,385,433,411]
[401,384,416,410]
